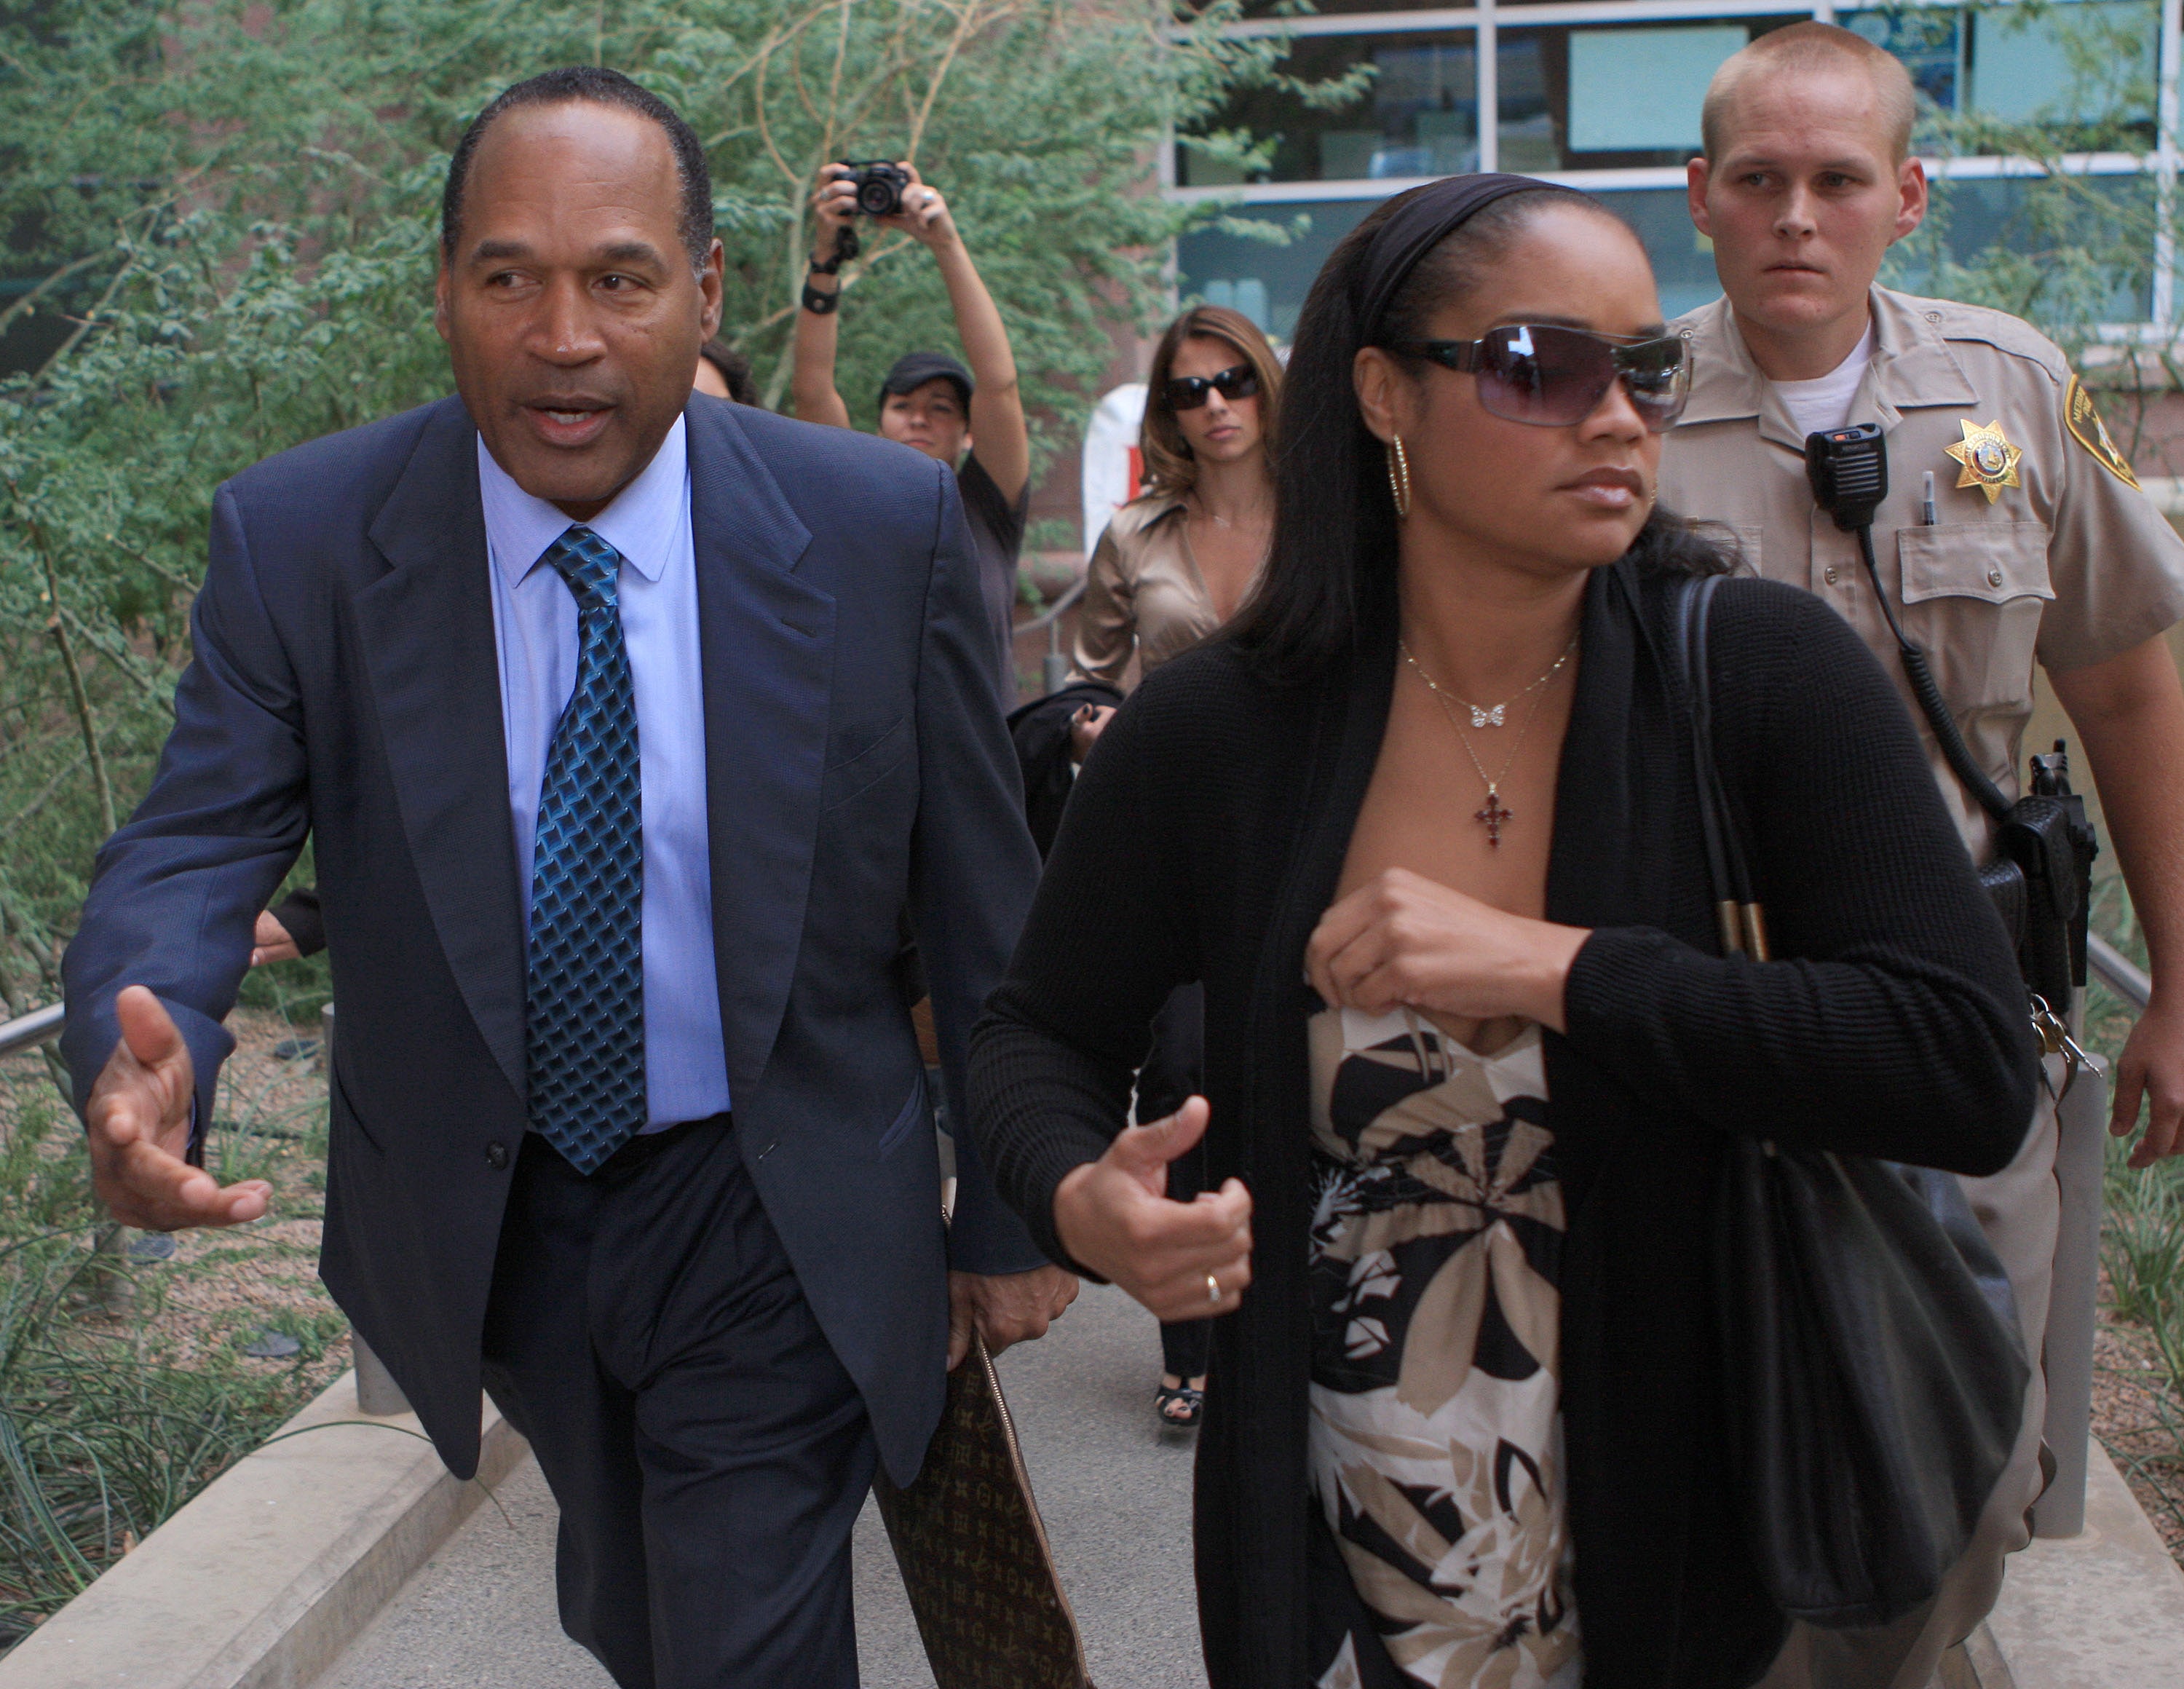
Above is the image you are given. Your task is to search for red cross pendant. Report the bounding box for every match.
[1475,787,1513,847]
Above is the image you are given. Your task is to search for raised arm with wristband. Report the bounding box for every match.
[794,160,1030,687]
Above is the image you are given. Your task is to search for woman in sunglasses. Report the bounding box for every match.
[970,175,2035,1687]
[1068,304,1281,1431]
[1072,304,1283,708]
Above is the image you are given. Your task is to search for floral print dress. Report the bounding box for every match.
[1305,1005,1580,1689]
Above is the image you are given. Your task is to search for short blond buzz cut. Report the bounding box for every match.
[1701,22,1918,165]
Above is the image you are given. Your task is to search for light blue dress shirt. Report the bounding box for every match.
[476,416,731,1129]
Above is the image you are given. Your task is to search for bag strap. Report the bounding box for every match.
[1673,574,1770,960]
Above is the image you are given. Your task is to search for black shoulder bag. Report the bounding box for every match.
[1672,571,2030,1629]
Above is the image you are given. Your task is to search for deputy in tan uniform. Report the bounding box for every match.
[1661,23,2184,1688]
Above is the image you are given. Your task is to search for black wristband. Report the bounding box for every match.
[802,279,841,315]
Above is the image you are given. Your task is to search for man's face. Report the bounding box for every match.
[436,100,723,520]
[879,379,970,463]
[1689,67,1926,342]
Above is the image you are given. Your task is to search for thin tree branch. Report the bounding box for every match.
[10,497,119,839]
[0,753,89,844]
[0,255,104,344]
[26,258,138,389]
[60,608,171,706]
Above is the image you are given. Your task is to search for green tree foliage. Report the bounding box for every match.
[0,0,1281,1025]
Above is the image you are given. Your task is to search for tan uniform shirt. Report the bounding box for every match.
[1074,495,1259,687]
[1660,285,2184,858]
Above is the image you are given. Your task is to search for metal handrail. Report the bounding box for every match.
[2,936,2149,1053]
[0,1002,64,1061]
[1017,576,1090,697]
[1017,574,1085,638]
[2090,933,2153,1010]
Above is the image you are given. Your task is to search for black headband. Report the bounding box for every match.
[1355,173,1563,344]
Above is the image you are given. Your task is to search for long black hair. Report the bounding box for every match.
[1228,183,1730,686]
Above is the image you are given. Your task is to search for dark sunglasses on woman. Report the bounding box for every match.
[1385,325,1690,433]
[1163,363,1260,412]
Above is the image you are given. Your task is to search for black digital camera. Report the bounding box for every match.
[840,159,911,217]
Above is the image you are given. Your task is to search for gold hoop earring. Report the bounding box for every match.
[1386,435,1412,520]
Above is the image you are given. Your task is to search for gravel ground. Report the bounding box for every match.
[2089,1278,2184,1559]
[96,1005,352,1388]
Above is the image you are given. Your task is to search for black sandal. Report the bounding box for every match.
[1156,1384,1203,1428]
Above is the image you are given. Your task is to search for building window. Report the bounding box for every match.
[1894,171,2157,323]
[1497,17,1795,173]
[1179,31,1480,186]
[1177,201,1376,337]
[1171,0,2179,336]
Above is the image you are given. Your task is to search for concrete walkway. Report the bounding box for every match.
[313,1284,1208,1688]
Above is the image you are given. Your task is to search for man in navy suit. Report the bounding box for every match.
[62,67,1075,1688]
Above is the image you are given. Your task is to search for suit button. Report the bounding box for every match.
[485,1142,510,1170]
[1823,565,1840,585]
[1987,568,2004,588]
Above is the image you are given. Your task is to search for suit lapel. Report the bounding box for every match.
[685,400,832,1099]
[355,399,528,1103]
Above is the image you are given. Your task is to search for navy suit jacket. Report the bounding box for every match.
[62,394,1048,1483]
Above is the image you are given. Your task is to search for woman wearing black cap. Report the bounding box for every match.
[968,175,2037,1688]
[793,163,1030,690]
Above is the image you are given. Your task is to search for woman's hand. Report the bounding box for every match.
[1053,1098,1253,1322]
[1306,868,1590,1032]
[877,164,958,250]
[1069,703,1115,762]
[813,162,957,258]
[811,164,859,245]
[250,910,300,968]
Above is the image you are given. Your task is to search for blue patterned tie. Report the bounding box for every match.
[525,526,646,1174]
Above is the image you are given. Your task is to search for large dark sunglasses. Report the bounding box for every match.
[1385,325,1690,432]
[1163,363,1260,412]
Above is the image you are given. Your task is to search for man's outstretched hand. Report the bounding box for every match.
[85,986,268,1231]
[948,1265,1079,1371]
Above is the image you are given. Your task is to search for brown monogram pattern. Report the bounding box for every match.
[873,1334,1096,1689]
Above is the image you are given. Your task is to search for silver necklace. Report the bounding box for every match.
[1401,633,1578,728]
[1190,491,1267,532]
[1401,636,1578,847]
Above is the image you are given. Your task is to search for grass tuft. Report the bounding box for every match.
[0,1064,333,1650]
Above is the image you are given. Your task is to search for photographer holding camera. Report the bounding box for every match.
[794,160,1031,687]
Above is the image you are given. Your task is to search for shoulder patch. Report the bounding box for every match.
[2065,375,2141,488]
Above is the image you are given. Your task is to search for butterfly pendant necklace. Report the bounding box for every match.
[1400,633,1579,847]
[1401,633,1578,729]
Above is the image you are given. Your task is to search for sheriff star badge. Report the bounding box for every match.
[1945,418,2025,503]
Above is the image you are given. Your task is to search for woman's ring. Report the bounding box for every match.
[1206,1273,1222,1305]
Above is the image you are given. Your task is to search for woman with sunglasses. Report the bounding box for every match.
[1067,305,1281,1431]
[970,176,2036,1687]
[1071,304,1283,716]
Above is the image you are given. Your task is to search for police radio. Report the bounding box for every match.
[1805,422,1889,532]
[1801,424,2096,1015]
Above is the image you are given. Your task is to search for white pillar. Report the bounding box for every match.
[1477,0,1499,173]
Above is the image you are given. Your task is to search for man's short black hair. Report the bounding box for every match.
[441,67,715,273]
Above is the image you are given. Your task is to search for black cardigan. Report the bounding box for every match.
[968,557,2039,1689]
